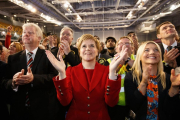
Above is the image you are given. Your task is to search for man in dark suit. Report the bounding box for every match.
[51,27,80,68]
[0,44,10,120]
[156,21,180,74]
[2,23,65,120]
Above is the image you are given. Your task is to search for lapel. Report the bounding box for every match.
[74,63,88,91]
[89,62,106,92]
[32,48,43,73]
[158,43,164,60]
[20,50,28,74]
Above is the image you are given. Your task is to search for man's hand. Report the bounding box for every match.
[164,48,180,64]
[15,67,34,85]
[12,69,24,87]
[60,40,71,55]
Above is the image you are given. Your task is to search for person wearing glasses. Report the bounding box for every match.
[127,32,139,55]
[107,36,135,120]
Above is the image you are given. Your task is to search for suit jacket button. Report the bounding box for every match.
[106,92,109,95]
[87,104,90,107]
[88,111,90,114]
[61,92,63,96]
[107,85,110,88]
[58,85,60,88]
[59,89,61,92]
[107,88,109,92]
[87,96,90,99]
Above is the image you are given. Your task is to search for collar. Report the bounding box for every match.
[26,47,38,56]
[162,41,177,50]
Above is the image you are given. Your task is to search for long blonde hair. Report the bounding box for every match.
[132,41,166,89]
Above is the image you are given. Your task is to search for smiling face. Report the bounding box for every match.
[80,39,98,62]
[8,42,17,55]
[157,23,177,40]
[140,43,160,66]
[116,38,132,56]
[60,29,73,45]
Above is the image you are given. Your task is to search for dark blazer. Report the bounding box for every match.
[97,53,111,66]
[53,62,121,120]
[0,61,10,120]
[158,43,180,74]
[2,48,65,120]
[125,71,180,120]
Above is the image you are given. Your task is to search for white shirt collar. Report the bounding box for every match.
[162,41,177,51]
[26,47,38,59]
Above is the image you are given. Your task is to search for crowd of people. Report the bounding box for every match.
[0,21,180,120]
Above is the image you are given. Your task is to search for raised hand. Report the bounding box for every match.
[164,49,180,64]
[57,45,64,58]
[60,40,71,55]
[141,65,152,85]
[109,45,128,80]
[7,25,12,33]
[169,69,180,97]
[46,50,66,79]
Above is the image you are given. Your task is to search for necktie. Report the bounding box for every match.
[167,46,172,52]
[25,52,33,107]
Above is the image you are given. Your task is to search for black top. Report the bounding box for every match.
[125,71,180,120]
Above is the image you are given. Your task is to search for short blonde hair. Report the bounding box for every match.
[78,34,100,60]
[11,42,23,53]
[22,23,43,40]
[117,36,134,46]
[60,26,74,36]
[132,41,166,89]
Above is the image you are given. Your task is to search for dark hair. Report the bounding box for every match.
[46,31,53,36]
[105,37,116,44]
[156,21,173,34]
[18,37,22,42]
[127,32,135,36]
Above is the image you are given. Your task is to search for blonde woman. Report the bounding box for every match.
[124,41,180,120]
[8,42,23,55]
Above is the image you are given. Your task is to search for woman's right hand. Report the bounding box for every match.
[141,65,152,85]
[46,50,66,79]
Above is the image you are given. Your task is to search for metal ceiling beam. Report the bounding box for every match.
[91,1,95,12]
[65,7,146,15]
[115,0,121,10]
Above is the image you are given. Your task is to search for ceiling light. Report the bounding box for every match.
[4,16,6,17]
[170,5,176,10]
[64,3,69,8]
[2,31,5,35]
[27,19,29,21]
[44,25,46,27]
[14,15,17,17]
[36,23,38,24]
[31,8,36,13]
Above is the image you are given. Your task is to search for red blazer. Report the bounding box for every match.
[5,34,11,49]
[53,62,121,120]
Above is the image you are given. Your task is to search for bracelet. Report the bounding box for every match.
[162,60,169,67]
[124,57,131,65]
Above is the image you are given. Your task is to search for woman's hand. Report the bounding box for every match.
[109,45,128,80]
[141,65,152,85]
[45,50,66,79]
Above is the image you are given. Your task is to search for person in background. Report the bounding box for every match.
[127,32,139,55]
[97,41,111,66]
[52,27,81,68]
[107,36,135,120]
[156,21,180,74]
[76,37,80,48]
[105,37,117,57]
[2,23,65,120]
[125,41,180,120]
[45,34,128,120]
[94,35,100,40]
[42,37,49,50]
[8,42,23,55]
[18,37,25,50]
[5,25,12,49]
[0,44,10,120]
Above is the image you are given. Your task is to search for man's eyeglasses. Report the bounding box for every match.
[118,42,132,46]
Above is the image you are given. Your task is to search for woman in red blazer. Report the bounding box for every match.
[46,34,128,120]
